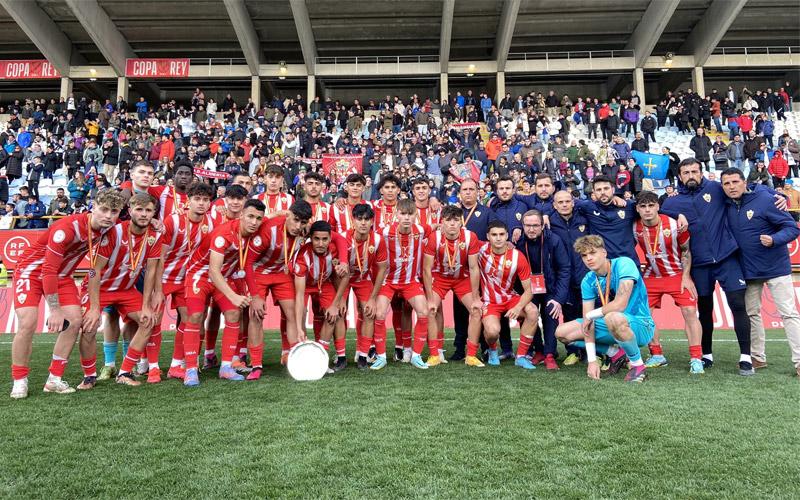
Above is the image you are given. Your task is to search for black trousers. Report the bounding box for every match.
[453,298,512,353]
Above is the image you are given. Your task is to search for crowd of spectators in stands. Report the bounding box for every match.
[0,80,797,228]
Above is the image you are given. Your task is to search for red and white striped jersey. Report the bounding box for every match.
[209,198,240,226]
[478,243,531,304]
[371,200,398,231]
[307,200,332,223]
[381,222,431,285]
[291,242,338,290]
[256,192,294,214]
[120,182,186,219]
[93,221,162,291]
[330,200,366,232]
[416,205,441,227]
[161,212,215,285]
[187,219,250,281]
[247,216,305,275]
[423,228,480,279]
[341,230,388,283]
[15,212,109,280]
[634,215,689,278]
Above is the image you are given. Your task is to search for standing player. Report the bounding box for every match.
[373,199,436,369]
[210,184,248,226]
[633,191,704,374]
[422,205,483,367]
[292,221,351,373]
[301,171,332,223]
[210,171,253,219]
[154,182,215,380]
[330,173,368,232]
[340,204,389,369]
[478,221,541,370]
[10,190,125,399]
[119,161,192,218]
[556,236,655,383]
[573,176,639,264]
[411,177,440,228]
[182,199,265,386]
[256,164,295,213]
[79,193,163,388]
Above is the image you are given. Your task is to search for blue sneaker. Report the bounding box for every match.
[410,354,429,369]
[370,356,387,371]
[689,358,705,375]
[183,368,199,387]
[487,348,500,366]
[219,365,245,381]
[515,356,536,370]
[644,355,668,368]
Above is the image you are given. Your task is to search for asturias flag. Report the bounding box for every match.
[631,150,669,180]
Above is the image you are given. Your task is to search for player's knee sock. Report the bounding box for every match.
[488,340,497,351]
[727,290,752,359]
[356,314,364,353]
[697,295,714,357]
[103,341,118,367]
[402,329,412,350]
[437,330,445,355]
[319,339,330,351]
[237,330,249,361]
[48,355,68,379]
[334,337,346,358]
[11,364,29,381]
[357,336,370,358]
[516,335,533,358]
[120,348,143,374]
[80,356,97,377]
[619,337,644,366]
[204,328,219,356]
[467,340,479,358]
[412,317,429,355]
[374,319,387,356]
[313,314,324,343]
[280,315,289,355]
[648,342,663,356]
[146,329,162,370]
[121,339,130,358]
[183,323,201,370]
[689,344,702,360]
[221,323,240,365]
[171,325,185,367]
[250,343,264,369]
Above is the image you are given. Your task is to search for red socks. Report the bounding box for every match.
[221,323,240,363]
[80,356,97,377]
[172,325,185,361]
[649,342,664,356]
[374,319,387,356]
[516,335,533,357]
[357,336,371,357]
[334,337,346,357]
[48,356,68,378]
[467,340,479,358]
[412,317,429,355]
[11,364,29,381]
[689,344,702,359]
[120,348,143,374]
[250,343,264,368]
[205,327,219,353]
[183,323,201,370]
[146,329,162,367]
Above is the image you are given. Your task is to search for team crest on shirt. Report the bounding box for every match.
[18,293,26,304]
[578,225,585,232]
[193,284,200,294]
[746,210,754,220]
[703,193,711,203]
[201,225,209,233]
[617,210,625,219]
[459,242,466,250]
[505,260,512,268]
[515,213,522,220]
[147,236,157,246]
[368,245,375,254]
[663,229,672,238]
[253,236,262,247]
[101,237,109,245]
[475,211,481,217]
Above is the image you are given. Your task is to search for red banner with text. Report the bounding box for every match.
[0,60,60,80]
[125,58,190,78]
[322,154,361,185]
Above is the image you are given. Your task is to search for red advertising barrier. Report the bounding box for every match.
[125,58,190,78]
[0,60,60,80]
[0,230,90,271]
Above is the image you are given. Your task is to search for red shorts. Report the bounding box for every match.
[483,295,521,319]
[379,281,425,301]
[432,273,473,301]
[305,282,336,310]
[14,276,80,309]
[80,287,143,320]
[185,277,238,316]
[645,274,696,309]
[349,280,374,304]
[254,272,295,303]
[162,282,186,310]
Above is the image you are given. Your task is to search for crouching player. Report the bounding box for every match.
[478,221,540,369]
[182,199,265,386]
[556,235,655,383]
[79,193,162,388]
[340,204,389,370]
[293,221,351,373]
[422,205,483,367]
[633,191,704,374]
[10,189,124,399]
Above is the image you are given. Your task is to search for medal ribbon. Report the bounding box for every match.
[595,262,612,307]
[354,233,368,276]
[462,204,477,226]
[237,229,250,275]
[87,214,99,269]
[642,219,662,256]
[128,224,149,274]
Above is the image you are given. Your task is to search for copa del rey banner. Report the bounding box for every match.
[125,58,190,78]
[321,154,361,185]
[0,60,60,80]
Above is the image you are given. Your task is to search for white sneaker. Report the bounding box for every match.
[135,359,148,376]
[402,348,412,363]
[43,378,76,394]
[439,352,448,364]
[10,379,28,399]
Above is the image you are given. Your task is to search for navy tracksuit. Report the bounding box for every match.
[548,210,591,321]
[574,198,640,265]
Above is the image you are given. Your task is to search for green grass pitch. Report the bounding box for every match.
[1,330,798,498]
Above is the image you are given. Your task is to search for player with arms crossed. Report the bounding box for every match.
[10,190,125,399]
[79,194,163,388]
[633,191,704,374]
[422,205,483,367]
[478,221,541,370]
[556,235,655,383]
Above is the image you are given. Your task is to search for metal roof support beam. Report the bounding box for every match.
[223,0,261,75]
[493,0,521,72]
[439,0,455,74]
[289,0,318,75]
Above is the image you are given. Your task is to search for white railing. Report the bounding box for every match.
[507,50,635,70]
[188,58,248,77]
[710,46,799,66]
[314,55,439,75]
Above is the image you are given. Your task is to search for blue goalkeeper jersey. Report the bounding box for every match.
[580,256,653,325]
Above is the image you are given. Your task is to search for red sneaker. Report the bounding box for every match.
[544,354,559,371]
[167,366,185,380]
[531,352,546,365]
[147,368,162,384]
[246,367,263,381]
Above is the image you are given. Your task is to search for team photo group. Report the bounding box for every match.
[8,151,800,399]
